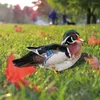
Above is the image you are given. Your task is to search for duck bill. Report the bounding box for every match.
[76,36,84,43]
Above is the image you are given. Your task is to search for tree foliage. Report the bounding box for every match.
[13,5,24,23]
[46,0,100,23]
[0,3,13,23]
[0,3,38,23]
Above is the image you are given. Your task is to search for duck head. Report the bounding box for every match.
[61,30,84,45]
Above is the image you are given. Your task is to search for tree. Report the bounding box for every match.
[30,11,37,21]
[13,5,33,23]
[32,0,52,17]
[0,3,13,23]
[23,6,33,16]
[13,5,25,23]
[23,6,36,22]
[46,0,100,24]
[77,0,100,24]
[0,3,38,23]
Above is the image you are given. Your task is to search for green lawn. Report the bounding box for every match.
[0,24,100,100]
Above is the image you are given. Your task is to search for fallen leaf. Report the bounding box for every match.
[47,86,56,93]
[5,52,36,89]
[33,84,40,92]
[88,34,100,45]
[40,32,48,37]
[14,25,23,32]
[83,53,100,70]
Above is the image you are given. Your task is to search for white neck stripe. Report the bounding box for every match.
[61,35,70,44]
[67,48,71,57]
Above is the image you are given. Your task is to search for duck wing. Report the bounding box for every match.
[13,44,70,67]
[27,44,70,58]
[13,51,45,67]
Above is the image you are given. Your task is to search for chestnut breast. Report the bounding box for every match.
[68,43,81,57]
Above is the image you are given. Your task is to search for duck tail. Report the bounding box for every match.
[12,52,36,67]
[13,52,45,67]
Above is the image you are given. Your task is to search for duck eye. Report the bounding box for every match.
[72,33,77,36]
[72,33,78,40]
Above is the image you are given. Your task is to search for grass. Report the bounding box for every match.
[0,24,100,100]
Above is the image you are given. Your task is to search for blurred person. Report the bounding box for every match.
[62,10,67,24]
[49,10,58,25]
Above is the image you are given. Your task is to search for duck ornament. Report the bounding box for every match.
[13,30,84,71]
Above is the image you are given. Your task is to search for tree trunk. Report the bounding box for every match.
[92,13,97,24]
[87,8,97,24]
[87,8,91,24]
[91,7,97,24]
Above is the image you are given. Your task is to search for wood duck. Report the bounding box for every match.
[13,30,84,71]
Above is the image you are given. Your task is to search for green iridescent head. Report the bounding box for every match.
[61,30,83,45]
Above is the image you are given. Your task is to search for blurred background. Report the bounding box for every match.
[0,0,100,25]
